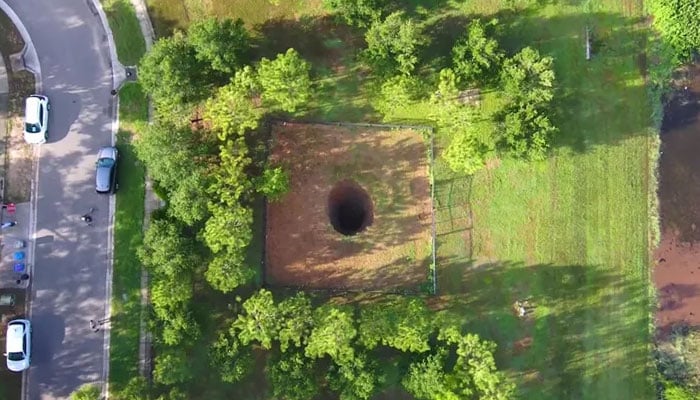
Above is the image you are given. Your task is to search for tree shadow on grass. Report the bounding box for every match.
[434,260,652,399]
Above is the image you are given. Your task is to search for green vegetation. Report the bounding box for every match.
[648,0,700,63]
[70,384,101,400]
[137,0,663,399]
[102,1,148,399]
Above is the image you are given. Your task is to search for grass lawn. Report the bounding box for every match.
[143,0,658,399]
[102,0,148,396]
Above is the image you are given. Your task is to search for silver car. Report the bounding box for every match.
[95,146,118,194]
[4,319,31,372]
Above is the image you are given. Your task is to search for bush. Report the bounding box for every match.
[323,0,384,27]
[70,385,101,400]
[648,0,700,62]
[254,165,290,201]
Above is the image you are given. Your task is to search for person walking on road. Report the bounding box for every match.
[81,208,95,226]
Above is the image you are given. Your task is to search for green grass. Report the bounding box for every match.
[103,0,148,65]
[103,0,149,397]
[139,0,658,399]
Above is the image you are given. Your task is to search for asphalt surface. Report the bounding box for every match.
[4,1,116,398]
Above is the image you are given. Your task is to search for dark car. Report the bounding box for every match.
[95,146,118,194]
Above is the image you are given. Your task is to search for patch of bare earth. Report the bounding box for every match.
[654,63,700,337]
[4,116,32,203]
[265,123,432,291]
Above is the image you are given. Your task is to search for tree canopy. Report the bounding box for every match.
[187,17,251,75]
[499,47,557,160]
[364,11,427,75]
[257,48,312,113]
[323,0,384,27]
[452,19,503,84]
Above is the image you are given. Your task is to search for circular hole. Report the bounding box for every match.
[328,180,373,236]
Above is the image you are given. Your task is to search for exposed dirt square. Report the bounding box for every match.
[654,63,700,337]
[265,123,433,291]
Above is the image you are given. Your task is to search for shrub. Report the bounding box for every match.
[648,0,700,62]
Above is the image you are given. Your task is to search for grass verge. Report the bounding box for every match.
[102,0,149,397]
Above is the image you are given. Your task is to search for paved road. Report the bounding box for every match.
[4,1,117,398]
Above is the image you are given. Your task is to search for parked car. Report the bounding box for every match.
[95,146,118,194]
[4,319,31,372]
[23,95,50,144]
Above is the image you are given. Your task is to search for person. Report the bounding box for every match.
[1,221,17,229]
[81,214,93,225]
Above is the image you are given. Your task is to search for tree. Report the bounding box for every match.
[139,32,211,115]
[70,384,101,400]
[232,289,280,349]
[167,170,211,226]
[327,353,378,400]
[254,165,290,201]
[305,304,357,366]
[268,351,319,400]
[402,352,456,400]
[150,277,193,318]
[649,0,700,61]
[499,47,557,160]
[374,75,419,116]
[135,123,211,196]
[258,48,312,113]
[323,0,384,27]
[203,202,253,254]
[187,17,251,74]
[204,66,264,140]
[153,349,193,385]
[118,377,150,400]
[501,47,555,106]
[432,69,494,175]
[277,292,314,352]
[358,296,433,353]
[501,102,556,160]
[452,19,503,84]
[364,12,427,75]
[138,218,196,278]
[159,308,200,346]
[205,250,255,293]
[207,138,253,208]
[209,332,254,383]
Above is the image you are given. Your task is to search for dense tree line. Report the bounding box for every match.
[219,290,514,400]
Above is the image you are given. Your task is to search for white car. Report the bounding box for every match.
[4,319,31,372]
[23,94,50,144]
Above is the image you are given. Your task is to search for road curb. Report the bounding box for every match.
[0,0,41,92]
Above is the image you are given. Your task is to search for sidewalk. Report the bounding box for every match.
[0,202,31,289]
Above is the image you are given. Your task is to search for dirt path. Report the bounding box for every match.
[654,63,700,336]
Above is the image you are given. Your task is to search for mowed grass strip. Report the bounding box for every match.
[103,0,148,395]
[103,0,147,65]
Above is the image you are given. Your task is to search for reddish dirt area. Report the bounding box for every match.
[654,63,700,337]
[265,123,433,291]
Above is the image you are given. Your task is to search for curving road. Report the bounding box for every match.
[4,1,120,399]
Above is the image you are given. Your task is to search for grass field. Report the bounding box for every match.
[102,0,149,396]
[143,0,658,398]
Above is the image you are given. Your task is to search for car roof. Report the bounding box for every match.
[6,322,26,353]
[25,97,41,124]
[98,146,117,159]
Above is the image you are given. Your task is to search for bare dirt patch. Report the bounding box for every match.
[4,116,33,202]
[654,63,700,337]
[265,123,433,291]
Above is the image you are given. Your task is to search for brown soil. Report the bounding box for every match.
[4,116,33,203]
[654,63,700,337]
[265,123,433,291]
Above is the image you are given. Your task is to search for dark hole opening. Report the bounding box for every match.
[328,180,373,236]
